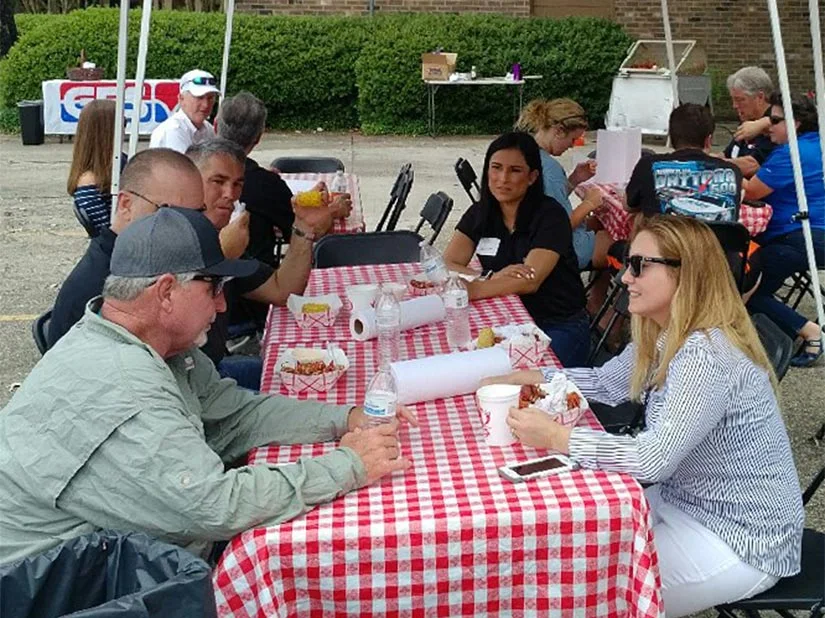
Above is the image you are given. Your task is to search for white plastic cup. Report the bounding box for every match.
[345,283,379,312]
[476,384,521,446]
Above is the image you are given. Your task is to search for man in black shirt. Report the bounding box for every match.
[626,103,742,222]
[721,66,776,178]
[216,91,351,267]
[49,149,207,348]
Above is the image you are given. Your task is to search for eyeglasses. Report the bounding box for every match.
[125,190,207,213]
[769,115,786,125]
[186,76,217,86]
[192,275,230,297]
[623,254,682,277]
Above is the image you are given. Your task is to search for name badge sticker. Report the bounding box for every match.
[476,237,501,256]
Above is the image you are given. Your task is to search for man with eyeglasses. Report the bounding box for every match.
[48,148,206,347]
[0,206,414,566]
[149,69,219,154]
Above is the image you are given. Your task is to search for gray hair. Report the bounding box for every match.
[185,137,246,169]
[216,91,268,151]
[103,272,197,302]
[726,66,773,97]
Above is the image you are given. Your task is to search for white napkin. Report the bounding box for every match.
[390,347,512,405]
[593,127,642,186]
[350,295,446,341]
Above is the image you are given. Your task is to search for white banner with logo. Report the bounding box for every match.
[41,79,180,135]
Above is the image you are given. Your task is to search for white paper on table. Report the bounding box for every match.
[390,347,512,405]
[284,179,318,194]
[593,128,642,186]
[350,295,446,341]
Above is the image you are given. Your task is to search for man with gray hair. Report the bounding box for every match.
[216,91,352,266]
[722,66,776,177]
[0,206,414,566]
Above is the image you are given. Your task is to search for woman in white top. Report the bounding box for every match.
[485,215,803,616]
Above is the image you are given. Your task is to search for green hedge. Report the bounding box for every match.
[0,9,631,134]
[13,13,62,39]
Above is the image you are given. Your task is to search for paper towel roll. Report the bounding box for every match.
[390,347,512,405]
[350,295,446,341]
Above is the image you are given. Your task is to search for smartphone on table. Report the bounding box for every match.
[498,454,577,483]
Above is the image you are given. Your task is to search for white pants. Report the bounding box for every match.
[645,485,779,617]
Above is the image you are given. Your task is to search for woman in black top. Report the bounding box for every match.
[443,132,589,366]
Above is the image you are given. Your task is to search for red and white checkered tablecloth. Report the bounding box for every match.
[281,172,366,234]
[214,264,663,618]
[575,183,774,240]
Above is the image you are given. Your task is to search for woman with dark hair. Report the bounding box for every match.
[443,132,588,366]
[744,92,825,366]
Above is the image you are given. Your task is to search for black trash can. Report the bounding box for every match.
[17,100,44,146]
[0,529,218,617]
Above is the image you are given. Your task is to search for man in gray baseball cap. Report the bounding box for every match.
[0,207,415,566]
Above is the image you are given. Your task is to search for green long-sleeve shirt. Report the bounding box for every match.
[0,299,366,565]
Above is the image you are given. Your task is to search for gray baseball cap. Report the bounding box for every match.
[110,207,258,279]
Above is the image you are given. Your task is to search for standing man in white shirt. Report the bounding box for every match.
[150,69,219,153]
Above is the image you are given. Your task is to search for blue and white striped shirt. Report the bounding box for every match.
[73,185,112,233]
[544,329,804,578]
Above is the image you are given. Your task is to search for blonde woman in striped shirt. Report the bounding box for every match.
[485,216,803,616]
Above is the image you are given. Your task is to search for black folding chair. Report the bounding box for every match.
[313,231,424,268]
[31,309,52,355]
[376,163,412,232]
[706,221,751,293]
[72,202,99,238]
[386,166,414,232]
[587,267,631,367]
[269,156,345,174]
[751,313,795,382]
[454,158,480,204]
[414,191,453,245]
[716,465,825,618]
[778,270,825,313]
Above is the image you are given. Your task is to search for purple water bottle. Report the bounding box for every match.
[512,63,522,81]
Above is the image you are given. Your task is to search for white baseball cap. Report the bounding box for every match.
[179,69,220,97]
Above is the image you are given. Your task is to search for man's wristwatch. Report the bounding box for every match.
[292,225,317,242]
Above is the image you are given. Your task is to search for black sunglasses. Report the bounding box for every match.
[192,275,230,297]
[769,115,786,125]
[188,76,217,86]
[126,190,207,213]
[624,254,682,277]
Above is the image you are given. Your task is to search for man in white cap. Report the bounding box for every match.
[149,69,220,153]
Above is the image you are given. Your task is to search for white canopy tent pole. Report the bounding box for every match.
[809,0,825,194]
[110,0,131,209]
[219,0,235,100]
[660,0,678,108]
[766,0,825,342]
[127,0,153,159]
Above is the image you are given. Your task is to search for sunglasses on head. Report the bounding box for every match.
[192,275,230,297]
[623,254,682,277]
[187,76,217,86]
[769,115,786,125]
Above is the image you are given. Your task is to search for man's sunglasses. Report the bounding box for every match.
[125,190,207,213]
[769,115,786,125]
[193,275,230,297]
[187,76,217,86]
[624,254,682,277]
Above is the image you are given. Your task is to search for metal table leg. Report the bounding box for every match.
[428,84,440,137]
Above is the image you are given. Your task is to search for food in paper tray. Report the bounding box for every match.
[277,347,349,394]
[407,275,441,297]
[409,278,437,290]
[474,323,550,368]
[294,190,324,208]
[518,373,587,427]
[301,302,330,314]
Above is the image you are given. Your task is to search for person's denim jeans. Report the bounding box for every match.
[217,355,263,391]
[538,310,591,368]
[747,229,825,339]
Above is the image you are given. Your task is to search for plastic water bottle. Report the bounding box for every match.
[363,368,398,428]
[443,274,471,351]
[330,170,347,198]
[419,241,449,285]
[375,284,401,369]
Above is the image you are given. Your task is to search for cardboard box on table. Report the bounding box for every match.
[421,53,457,80]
